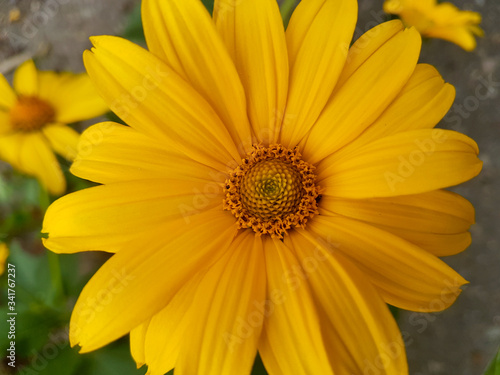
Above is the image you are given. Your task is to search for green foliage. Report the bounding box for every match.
[279,0,298,28]
[201,0,215,15]
[0,240,145,375]
[484,348,500,375]
[251,353,268,375]
[122,2,146,45]
[163,353,269,374]
[76,341,147,375]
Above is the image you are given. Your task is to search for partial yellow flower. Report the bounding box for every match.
[384,0,483,51]
[42,0,482,374]
[0,60,108,194]
[0,243,8,276]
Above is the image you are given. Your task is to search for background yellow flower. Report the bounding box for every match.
[0,60,108,195]
[0,242,8,276]
[384,0,484,51]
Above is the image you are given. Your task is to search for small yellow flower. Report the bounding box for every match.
[0,243,8,276]
[43,0,482,374]
[0,60,108,194]
[384,0,484,51]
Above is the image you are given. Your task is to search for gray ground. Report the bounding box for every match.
[0,0,498,374]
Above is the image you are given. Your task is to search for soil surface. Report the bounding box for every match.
[1,0,499,374]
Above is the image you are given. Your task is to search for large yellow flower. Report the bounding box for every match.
[384,0,483,51]
[0,60,108,194]
[43,0,482,374]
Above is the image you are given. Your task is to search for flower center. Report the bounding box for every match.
[224,144,320,238]
[9,96,56,132]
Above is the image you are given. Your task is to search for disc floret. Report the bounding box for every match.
[224,144,320,238]
[9,96,56,132]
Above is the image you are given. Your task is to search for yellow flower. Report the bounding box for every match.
[384,0,484,51]
[0,243,8,276]
[0,60,108,195]
[42,0,482,374]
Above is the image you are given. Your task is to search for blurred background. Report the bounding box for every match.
[0,0,498,374]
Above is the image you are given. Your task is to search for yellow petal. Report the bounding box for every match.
[42,123,80,161]
[23,134,65,195]
[258,237,334,375]
[71,122,227,185]
[0,133,23,170]
[13,59,38,96]
[379,228,471,257]
[321,190,474,235]
[321,190,475,256]
[176,232,266,375]
[130,320,150,368]
[287,232,408,374]
[7,132,65,195]
[42,179,224,254]
[335,20,404,89]
[0,243,9,276]
[384,0,483,51]
[144,274,205,375]
[318,129,482,198]
[303,27,422,164]
[214,0,288,145]
[141,0,252,152]
[424,4,483,51]
[37,71,108,124]
[338,64,455,151]
[425,25,479,51]
[308,216,468,311]
[84,35,240,170]
[0,110,13,135]
[69,210,237,353]
[0,74,16,109]
[279,0,357,148]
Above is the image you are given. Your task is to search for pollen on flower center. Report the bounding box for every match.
[9,96,56,132]
[223,144,320,238]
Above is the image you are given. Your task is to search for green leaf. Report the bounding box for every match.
[0,242,70,359]
[484,348,500,375]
